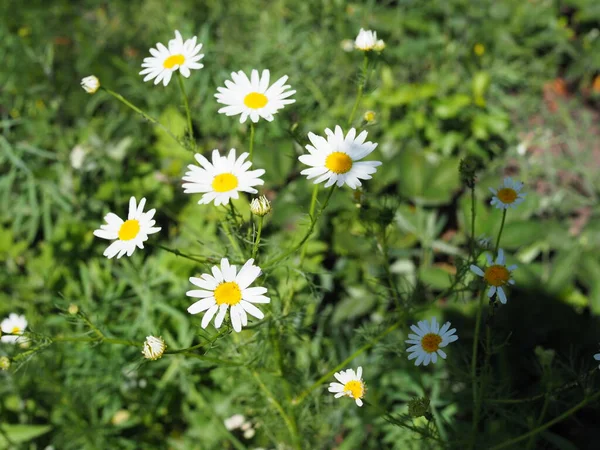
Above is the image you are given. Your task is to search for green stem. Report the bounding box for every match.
[470,185,476,260]
[251,216,264,260]
[264,187,335,270]
[252,371,302,450]
[102,87,186,150]
[165,327,231,354]
[469,288,487,449]
[221,213,245,259]
[494,209,507,254]
[485,368,597,404]
[177,73,194,144]
[378,228,401,309]
[152,243,218,265]
[249,122,255,162]
[526,394,550,449]
[293,321,400,406]
[348,54,369,126]
[488,391,600,450]
[299,184,320,266]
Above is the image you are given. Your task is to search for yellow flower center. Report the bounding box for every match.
[244,92,268,109]
[484,265,510,287]
[325,152,353,174]
[421,333,442,353]
[214,282,242,306]
[163,54,185,69]
[497,188,518,204]
[11,327,20,334]
[118,220,140,241]
[343,380,365,399]
[212,173,239,192]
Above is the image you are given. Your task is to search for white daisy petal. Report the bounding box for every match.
[182,149,265,206]
[186,258,268,332]
[94,197,160,259]
[298,126,380,189]
[140,30,205,86]
[406,317,458,366]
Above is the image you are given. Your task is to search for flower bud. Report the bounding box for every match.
[142,336,166,360]
[374,39,386,52]
[250,196,272,217]
[68,304,79,315]
[81,75,100,94]
[0,356,10,371]
[363,111,376,123]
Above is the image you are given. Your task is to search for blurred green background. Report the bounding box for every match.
[1,0,600,449]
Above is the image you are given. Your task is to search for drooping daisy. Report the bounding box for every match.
[140,30,204,86]
[215,69,296,123]
[355,28,380,51]
[405,318,458,366]
[186,258,270,332]
[470,248,517,304]
[328,366,366,407]
[81,75,100,94]
[182,149,265,206]
[1,313,27,344]
[490,177,526,209]
[298,126,381,189]
[93,197,161,259]
[142,336,166,360]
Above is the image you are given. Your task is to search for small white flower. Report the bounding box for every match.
[93,197,161,259]
[250,196,271,217]
[140,30,204,86]
[215,69,296,123]
[243,427,256,439]
[81,75,100,94]
[490,177,526,209]
[328,366,366,407]
[182,149,265,206]
[141,336,166,360]
[1,313,27,344]
[354,28,378,51]
[186,258,270,333]
[405,318,458,366]
[594,352,600,369]
[470,248,517,304]
[224,414,246,431]
[298,126,381,189]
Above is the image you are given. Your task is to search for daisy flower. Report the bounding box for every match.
[298,126,381,189]
[182,149,265,206]
[470,248,517,304]
[140,30,204,86]
[328,366,366,407]
[405,318,458,366]
[1,313,27,344]
[93,197,161,259]
[215,69,296,123]
[186,258,270,333]
[355,28,380,51]
[490,177,526,209]
[80,75,100,94]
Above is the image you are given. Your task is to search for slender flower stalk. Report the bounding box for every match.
[177,72,194,144]
[299,184,319,266]
[248,122,255,162]
[348,55,369,126]
[263,187,335,269]
[102,87,187,150]
[251,216,264,260]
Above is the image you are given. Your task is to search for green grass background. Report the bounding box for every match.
[1,0,600,449]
